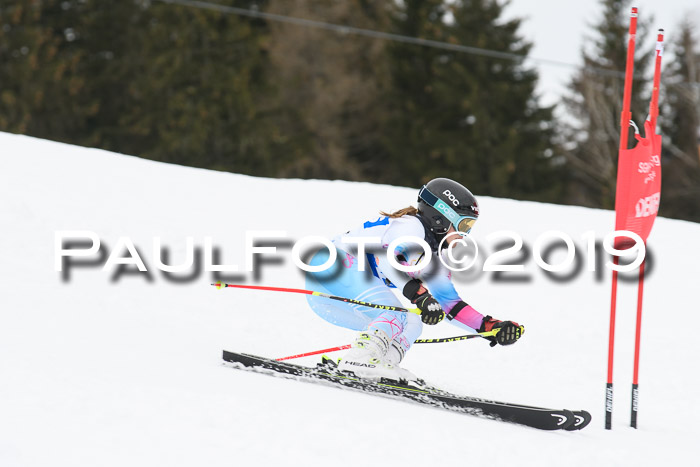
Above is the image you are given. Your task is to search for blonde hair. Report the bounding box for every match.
[379,206,419,218]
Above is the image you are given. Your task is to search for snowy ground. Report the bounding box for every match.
[1,132,698,466]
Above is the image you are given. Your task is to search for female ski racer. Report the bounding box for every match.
[305,178,523,380]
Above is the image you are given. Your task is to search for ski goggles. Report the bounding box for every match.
[419,186,477,233]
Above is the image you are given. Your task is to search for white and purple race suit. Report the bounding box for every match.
[305,214,484,353]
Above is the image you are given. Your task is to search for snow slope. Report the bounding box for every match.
[1,132,698,466]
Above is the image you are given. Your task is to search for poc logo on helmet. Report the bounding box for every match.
[443,190,460,206]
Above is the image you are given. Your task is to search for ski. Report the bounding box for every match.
[222,351,590,431]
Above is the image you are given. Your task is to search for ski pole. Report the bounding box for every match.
[212,282,421,315]
[214,282,523,360]
[415,329,503,343]
[275,328,509,361]
[276,345,352,361]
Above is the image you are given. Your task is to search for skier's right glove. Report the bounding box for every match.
[403,279,444,325]
[479,315,524,347]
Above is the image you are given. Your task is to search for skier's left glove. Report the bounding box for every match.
[403,279,445,325]
[479,315,524,347]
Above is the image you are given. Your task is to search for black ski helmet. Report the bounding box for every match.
[417,178,479,236]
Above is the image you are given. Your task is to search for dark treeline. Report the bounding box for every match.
[1,0,698,221]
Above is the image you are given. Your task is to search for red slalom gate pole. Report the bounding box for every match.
[630,29,664,429]
[618,7,638,152]
[647,29,664,128]
[631,259,646,427]
[606,6,638,431]
[606,257,620,430]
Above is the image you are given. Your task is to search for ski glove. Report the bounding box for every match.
[479,315,524,347]
[402,279,445,325]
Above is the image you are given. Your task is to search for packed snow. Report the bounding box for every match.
[1,132,698,466]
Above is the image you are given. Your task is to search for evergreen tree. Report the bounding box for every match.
[263,0,391,180]
[113,0,292,176]
[1,0,566,200]
[0,0,296,176]
[0,0,96,142]
[660,20,700,222]
[562,0,653,209]
[379,0,563,202]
